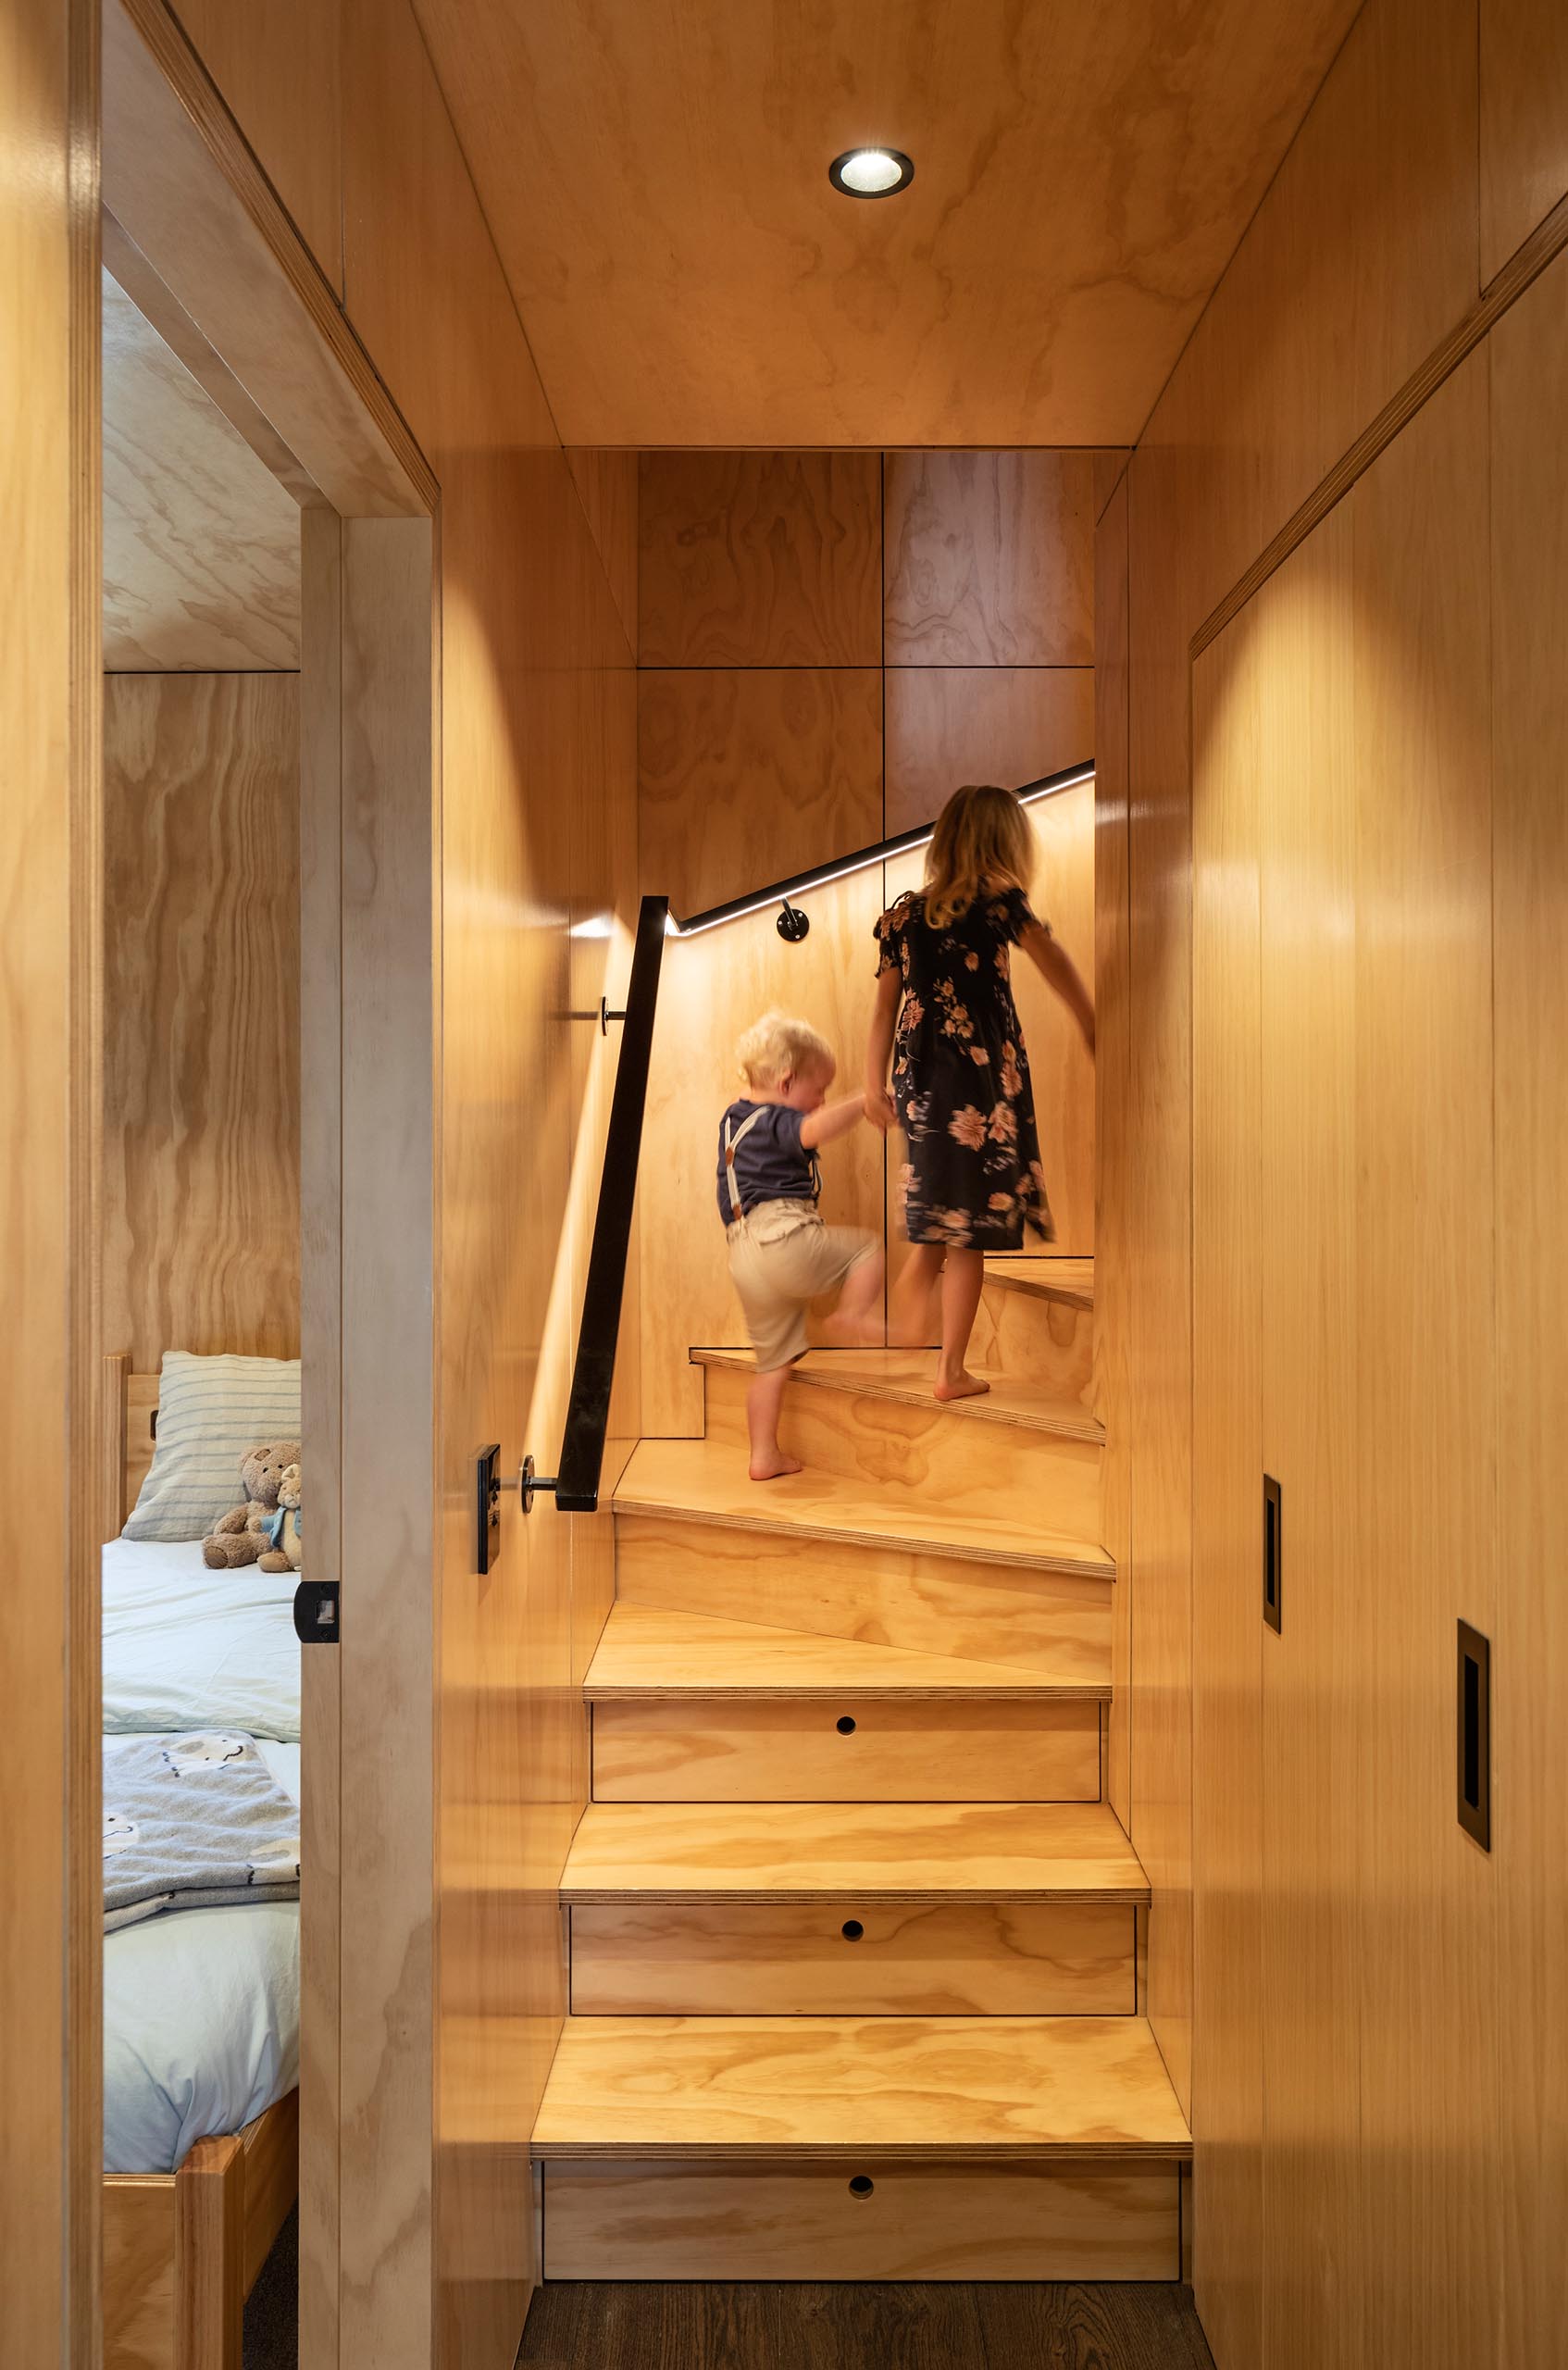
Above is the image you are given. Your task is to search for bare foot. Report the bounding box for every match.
[749,1451,803,1480]
[934,1369,990,1402]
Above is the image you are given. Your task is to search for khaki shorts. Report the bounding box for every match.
[726,1200,878,1371]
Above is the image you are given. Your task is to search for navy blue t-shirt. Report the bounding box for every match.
[716,1099,821,1224]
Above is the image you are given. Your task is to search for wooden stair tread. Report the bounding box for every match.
[584,1603,1107,1702]
[614,1440,1114,1581]
[984,1256,1094,1312]
[691,1347,1103,1442]
[562,1801,1147,1904]
[532,2014,1191,2161]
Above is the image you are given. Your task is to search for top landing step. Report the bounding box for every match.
[984,1255,1094,1313]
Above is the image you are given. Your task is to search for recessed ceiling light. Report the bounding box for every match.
[828,147,915,199]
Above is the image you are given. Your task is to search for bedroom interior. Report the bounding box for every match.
[6,2,1566,2369]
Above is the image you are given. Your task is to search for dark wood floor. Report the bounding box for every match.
[518,2280,1216,2370]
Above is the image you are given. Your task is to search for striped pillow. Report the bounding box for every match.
[122,1353,303,1544]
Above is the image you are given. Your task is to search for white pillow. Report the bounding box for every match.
[122,1352,302,1543]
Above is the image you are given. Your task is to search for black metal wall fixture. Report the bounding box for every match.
[1457,1620,1492,1851]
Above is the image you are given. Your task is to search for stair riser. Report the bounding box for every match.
[701,1365,1101,1535]
[614,1513,1112,1681]
[970,1282,1093,1398]
[541,2158,1179,2280]
[568,1901,1136,2016]
[591,1696,1100,1802]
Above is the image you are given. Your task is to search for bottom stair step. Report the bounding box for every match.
[542,2154,1181,2281]
[531,2014,1190,2162]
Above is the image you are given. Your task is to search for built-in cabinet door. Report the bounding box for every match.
[1488,247,1568,2370]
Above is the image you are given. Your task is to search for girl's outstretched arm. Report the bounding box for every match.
[864,967,901,1131]
[1019,920,1095,1054]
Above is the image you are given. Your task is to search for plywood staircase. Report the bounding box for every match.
[533,1256,1190,2280]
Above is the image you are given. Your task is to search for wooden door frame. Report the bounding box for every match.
[87,4,442,2364]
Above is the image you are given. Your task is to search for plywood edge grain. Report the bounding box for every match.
[1193,187,1568,660]
[102,1353,129,1542]
[690,1346,1106,1442]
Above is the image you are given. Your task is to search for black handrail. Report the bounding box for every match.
[668,756,1094,937]
[528,893,668,1515]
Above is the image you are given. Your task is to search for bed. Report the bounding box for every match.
[101,1354,302,2370]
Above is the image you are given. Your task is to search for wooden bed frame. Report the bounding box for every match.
[101,1353,301,2370]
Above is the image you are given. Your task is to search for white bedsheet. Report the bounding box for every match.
[103,1537,300,1740]
[104,1739,300,2175]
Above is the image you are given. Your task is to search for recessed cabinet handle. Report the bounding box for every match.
[848,2175,875,2199]
[840,1918,865,1941]
[835,1714,857,1735]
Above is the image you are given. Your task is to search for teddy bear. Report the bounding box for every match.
[201,1441,300,1570]
[264,1463,303,1576]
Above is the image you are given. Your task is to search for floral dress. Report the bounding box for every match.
[874,884,1054,1250]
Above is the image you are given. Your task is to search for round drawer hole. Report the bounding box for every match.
[835,1715,857,1736]
[840,1918,865,1941]
[848,2176,875,2200]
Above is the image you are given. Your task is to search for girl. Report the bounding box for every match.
[865,782,1095,1401]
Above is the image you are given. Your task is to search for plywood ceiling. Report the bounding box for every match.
[411,0,1361,449]
[103,273,301,669]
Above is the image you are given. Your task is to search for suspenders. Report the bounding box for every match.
[723,1106,767,1222]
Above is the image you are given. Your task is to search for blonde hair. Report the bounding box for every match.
[735,1010,835,1091]
[923,783,1034,927]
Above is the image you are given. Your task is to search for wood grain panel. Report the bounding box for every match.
[591,1699,1101,1804]
[411,0,1359,445]
[700,1357,1101,1536]
[616,1510,1109,1682]
[173,2133,243,2370]
[1252,511,1363,2370]
[883,451,1101,666]
[566,448,639,655]
[1190,587,1265,2370]
[102,275,301,670]
[104,2181,175,2370]
[638,868,887,1435]
[566,1800,1141,1897]
[883,666,1095,830]
[570,1901,1135,2017]
[639,667,883,918]
[1487,256,1567,2370]
[639,452,881,666]
[1350,357,1500,2370]
[169,0,342,289]
[102,673,301,1370]
[1481,0,1568,282]
[967,1265,1095,1396]
[586,1602,1087,1703]
[1093,477,1132,1826]
[533,2014,1193,2160]
[5,6,98,2355]
[543,2157,1180,2279]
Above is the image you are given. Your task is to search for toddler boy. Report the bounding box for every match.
[717,1010,882,1479]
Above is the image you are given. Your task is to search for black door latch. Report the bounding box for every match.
[292,1578,341,1645]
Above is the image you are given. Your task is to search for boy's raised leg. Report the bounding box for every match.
[822,1244,886,1348]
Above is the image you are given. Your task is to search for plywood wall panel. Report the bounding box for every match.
[883,451,1101,667]
[173,0,342,291]
[1481,0,1568,282]
[639,667,883,918]
[1254,516,1364,2370]
[567,449,639,657]
[1487,250,1568,2370]
[1189,603,1264,2370]
[1348,357,1500,2370]
[639,453,881,667]
[102,672,301,1371]
[884,667,1094,832]
[1092,480,1132,1827]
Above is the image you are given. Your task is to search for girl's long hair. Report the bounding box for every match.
[923,783,1034,927]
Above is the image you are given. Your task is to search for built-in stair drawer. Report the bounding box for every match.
[569,1900,1136,2016]
[541,2157,1180,2280]
[591,1696,1101,1802]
